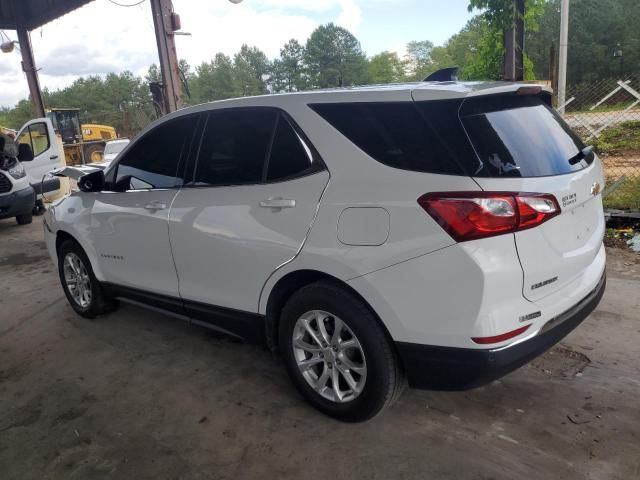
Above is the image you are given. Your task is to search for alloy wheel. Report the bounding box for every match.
[63,252,92,308]
[292,310,367,403]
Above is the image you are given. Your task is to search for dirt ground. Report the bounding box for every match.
[1,220,639,480]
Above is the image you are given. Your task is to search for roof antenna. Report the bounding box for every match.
[424,67,459,82]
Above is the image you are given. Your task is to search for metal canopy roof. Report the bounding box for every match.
[0,0,94,30]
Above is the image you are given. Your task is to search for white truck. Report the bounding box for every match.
[0,118,65,225]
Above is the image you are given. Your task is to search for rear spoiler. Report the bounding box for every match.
[424,67,459,82]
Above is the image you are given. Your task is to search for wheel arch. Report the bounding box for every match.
[55,229,105,281]
[264,269,396,354]
[55,230,79,253]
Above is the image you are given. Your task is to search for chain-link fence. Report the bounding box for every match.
[562,75,640,211]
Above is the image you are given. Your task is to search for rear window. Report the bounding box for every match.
[309,102,465,175]
[459,95,591,177]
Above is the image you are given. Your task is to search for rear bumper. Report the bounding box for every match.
[396,272,606,390]
[0,186,35,219]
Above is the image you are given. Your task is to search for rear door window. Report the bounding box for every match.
[193,109,277,187]
[310,102,465,175]
[459,95,590,177]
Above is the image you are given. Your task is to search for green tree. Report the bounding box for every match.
[405,40,435,80]
[367,51,406,84]
[527,0,640,84]
[446,16,503,80]
[0,100,33,130]
[233,44,270,96]
[466,0,545,80]
[145,64,161,84]
[405,40,459,80]
[178,58,194,102]
[38,71,151,134]
[271,39,307,92]
[468,0,545,31]
[191,53,238,103]
[304,23,368,88]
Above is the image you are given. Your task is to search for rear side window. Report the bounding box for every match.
[459,95,590,177]
[266,115,315,181]
[193,109,277,186]
[310,102,464,175]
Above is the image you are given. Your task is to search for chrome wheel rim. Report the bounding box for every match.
[292,310,367,403]
[63,253,92,308]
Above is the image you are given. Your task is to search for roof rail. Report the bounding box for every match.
[424,67,459,82]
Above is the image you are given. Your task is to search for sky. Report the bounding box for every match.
[0,0,475,108]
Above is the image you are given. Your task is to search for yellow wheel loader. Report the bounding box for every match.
[46,108,117,165]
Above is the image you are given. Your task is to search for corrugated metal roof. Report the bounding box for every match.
[0,0,94,30]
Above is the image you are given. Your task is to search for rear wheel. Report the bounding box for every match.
[57,240,116,318]
[279,281,403,422]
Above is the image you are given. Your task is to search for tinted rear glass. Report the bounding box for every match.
[459,95,590,177]
[310,102,465,175]
[266,115,315,181]
[193,109,277,186]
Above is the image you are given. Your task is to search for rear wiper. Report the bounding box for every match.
[568,145,594,165]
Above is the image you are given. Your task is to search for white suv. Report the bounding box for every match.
[44,81,606,421]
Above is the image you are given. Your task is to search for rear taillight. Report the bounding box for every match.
[418,192,561,242]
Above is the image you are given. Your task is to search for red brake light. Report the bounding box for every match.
[418,192,560,242]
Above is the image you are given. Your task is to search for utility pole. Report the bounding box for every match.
[558,0,570,113]
[13,0,45,118]
[150,0,183,115]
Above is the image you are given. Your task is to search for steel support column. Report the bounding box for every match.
[14,0,45,118]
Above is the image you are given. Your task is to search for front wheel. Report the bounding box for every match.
[83,144,104,164]
[279,281,403,422]
[57,240,116,318]
[16,214,32,225]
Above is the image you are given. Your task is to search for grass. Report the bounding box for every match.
[569,102,640,114]
[603,176,640,210]
[593,120,640,156]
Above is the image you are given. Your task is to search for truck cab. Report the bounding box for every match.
[15,117,65,199]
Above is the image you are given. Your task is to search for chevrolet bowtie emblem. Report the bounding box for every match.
[591,182,601,196]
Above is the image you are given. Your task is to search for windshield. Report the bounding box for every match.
[48,111,81,143]
[104,141,129,155]
[460,95,591,177]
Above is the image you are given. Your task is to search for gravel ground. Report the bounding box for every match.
[1,220,639,480]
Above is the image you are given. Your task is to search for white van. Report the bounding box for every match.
[16,118,65,198]
[0,118,65,224]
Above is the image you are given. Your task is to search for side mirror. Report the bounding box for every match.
[78,170,105,192]
[17,143,34,162]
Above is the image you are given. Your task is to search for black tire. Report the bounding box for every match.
[83,143,104,164]
[16,214,32,225]
[279,280,403,422]
[33,200,46,216]
[57,239,116,319]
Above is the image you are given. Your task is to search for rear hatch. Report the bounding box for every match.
[458,93,605,301]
